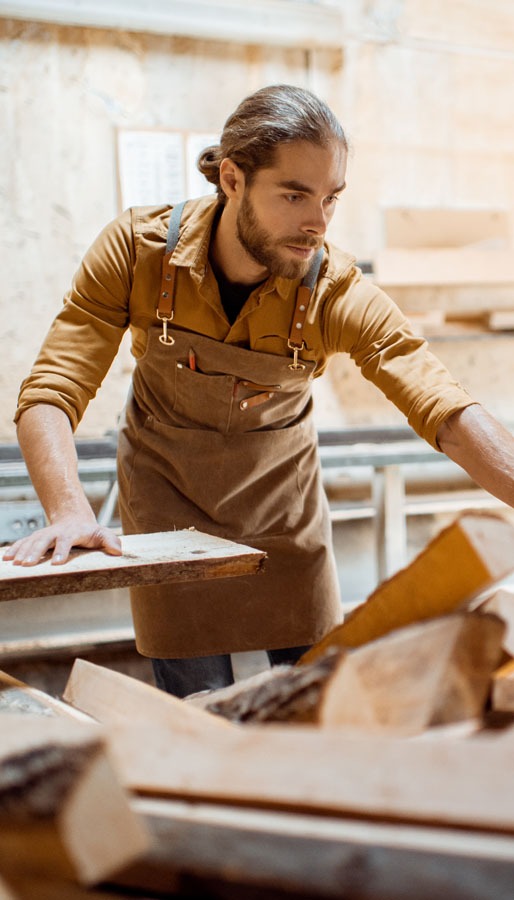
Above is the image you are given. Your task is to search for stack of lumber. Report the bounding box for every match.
[1,513,514,899]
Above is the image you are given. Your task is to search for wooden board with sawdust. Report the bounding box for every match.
[0,530,265,602]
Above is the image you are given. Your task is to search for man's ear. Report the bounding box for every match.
[219,158,245,199]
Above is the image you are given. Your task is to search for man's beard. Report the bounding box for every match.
[236,192,320,280]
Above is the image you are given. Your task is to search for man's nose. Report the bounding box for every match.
[301,205,328,235]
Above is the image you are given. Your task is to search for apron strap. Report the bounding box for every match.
[157,200,187,345]
[287,248,324,371]
[157,201,325,361]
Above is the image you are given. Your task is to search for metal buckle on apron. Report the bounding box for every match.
[157,202,187,347]
[287,247,324,370]
[287,339,307,371]
[157,309,175,346]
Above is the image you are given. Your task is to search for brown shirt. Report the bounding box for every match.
[16,195,473,448]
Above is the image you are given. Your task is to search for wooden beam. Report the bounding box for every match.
[63,661,514,832]
[301,512,514,663]
[0,530,265,601]
[111,796,514,900]
[0,717,149,885]
[63,658,233,734]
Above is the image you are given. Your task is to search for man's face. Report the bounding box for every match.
[235,139,347,280]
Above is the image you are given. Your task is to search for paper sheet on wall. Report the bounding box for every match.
[117,129,219,210]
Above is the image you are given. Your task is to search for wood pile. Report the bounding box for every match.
[1,512,514,899]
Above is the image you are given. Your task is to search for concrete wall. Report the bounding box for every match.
[1,1,514,440]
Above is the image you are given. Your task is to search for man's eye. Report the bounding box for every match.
[285,194,302,203]
[325,195,339,205]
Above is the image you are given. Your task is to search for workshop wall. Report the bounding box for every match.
[1,1,513,440]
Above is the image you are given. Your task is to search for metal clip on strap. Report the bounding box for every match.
[287,249,324,371]
[157,201,187,346]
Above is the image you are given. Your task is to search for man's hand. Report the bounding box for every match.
[8,405,123,566]
[2,514,122,566]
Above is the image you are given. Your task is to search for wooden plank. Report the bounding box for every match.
[63,658,233,734]
[190,613,504,732]
[0,717,149,886]
[374,247,514,287]
[301,512,514,663]
[63,660,514,832]
[0,530,265,601]
[111,796,514,900]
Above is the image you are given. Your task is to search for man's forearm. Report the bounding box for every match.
[17,404,93,522]
[436,404,514,507]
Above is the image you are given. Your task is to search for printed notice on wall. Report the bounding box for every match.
[117,129,219,210]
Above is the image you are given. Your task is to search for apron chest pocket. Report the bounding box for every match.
[173,361,235,432]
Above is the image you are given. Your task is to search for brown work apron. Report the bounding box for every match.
[117,325,342,657]
[117,202,342,658]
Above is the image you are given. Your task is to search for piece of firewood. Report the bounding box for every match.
[0,670,92,721]
[320,612,504,730]
[0,530,265,601]
[476,586,514,657]
[62,661,514,832]
[492,659,514,712]
[189,651,345,723]
[191,613,504,732]
[301,512,514,664]
[0,717,149,886]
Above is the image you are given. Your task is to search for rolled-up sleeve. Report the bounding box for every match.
[321,268,475,449]
[15,211,135,430]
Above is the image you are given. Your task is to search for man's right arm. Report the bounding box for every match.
[3,405,121,566]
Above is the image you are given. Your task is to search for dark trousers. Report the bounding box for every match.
[151,645,310,698]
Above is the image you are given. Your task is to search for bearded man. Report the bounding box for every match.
[6,85,514,696]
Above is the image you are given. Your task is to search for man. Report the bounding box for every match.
[5,85,514,698]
